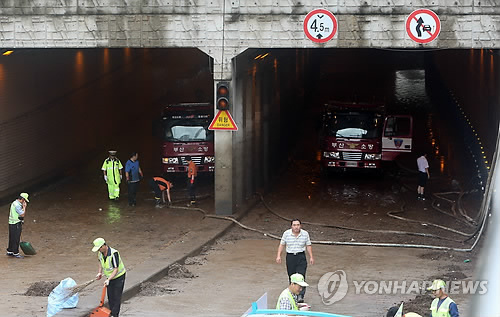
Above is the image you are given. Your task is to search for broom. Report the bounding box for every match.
[64,279,96,298]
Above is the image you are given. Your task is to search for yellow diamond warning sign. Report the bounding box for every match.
[209,110,238,131]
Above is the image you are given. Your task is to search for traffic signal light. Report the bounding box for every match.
[216,82,230,111]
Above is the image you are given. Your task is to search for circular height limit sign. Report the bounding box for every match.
[303,9,337,43]
[406,9,441,44]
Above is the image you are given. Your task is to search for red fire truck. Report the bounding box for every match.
[320,102,413,170]
[159,103,215,174]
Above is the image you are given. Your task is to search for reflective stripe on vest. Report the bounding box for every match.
[430,297,454,317]
[9,200,22,224]
[276,288,298,310]
[98,247,126,279]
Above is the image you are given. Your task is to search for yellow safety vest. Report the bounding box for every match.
[9,200,22,225]
[430,297,454,317]
[98,247,126,279]
[276,288,298,310]
[102,158,123,184]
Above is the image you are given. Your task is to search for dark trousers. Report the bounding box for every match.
[187,178,196,201]
[418,172,428,187]
[7,222,22,255]
[127,181,139,205]
[148,180,163,204]
[108,273,126,317]
[286,252,307,297]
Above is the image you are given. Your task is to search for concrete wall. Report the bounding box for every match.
[1,0,500,79]
[230,49,307,209]
[429,49,500,164]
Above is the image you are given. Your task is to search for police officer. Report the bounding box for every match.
[93,237,126,317]
[102,150,123,200]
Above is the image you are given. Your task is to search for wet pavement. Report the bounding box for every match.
[0,162,234,316]
[120,239,477,317]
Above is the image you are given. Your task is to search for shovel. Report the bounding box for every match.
[20,230,36,255]
[89,285,111,317]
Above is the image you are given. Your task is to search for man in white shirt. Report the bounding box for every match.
[276,219,314,303]
[417,153,430,200]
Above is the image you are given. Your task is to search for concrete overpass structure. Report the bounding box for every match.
[1,1,500,75]
[0,1,499,214]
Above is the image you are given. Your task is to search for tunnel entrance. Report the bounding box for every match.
[0,48,498,218]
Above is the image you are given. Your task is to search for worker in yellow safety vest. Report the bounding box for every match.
[428,279,459,317]
[276,273,309,311]
[101,150,123,200]
[93,237,126,317]
[6,193,29,259]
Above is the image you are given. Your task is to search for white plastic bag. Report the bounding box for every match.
[47,277,79,317]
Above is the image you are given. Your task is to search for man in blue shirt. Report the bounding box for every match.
[125,152,143,207]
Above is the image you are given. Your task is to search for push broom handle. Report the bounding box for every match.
[99,285,107,307]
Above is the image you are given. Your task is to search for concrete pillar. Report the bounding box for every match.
[233,55,246,210]
[214,59,235,215]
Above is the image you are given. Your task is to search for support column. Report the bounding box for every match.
[214,59,235,215]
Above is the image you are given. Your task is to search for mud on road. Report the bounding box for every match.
[0,150,483,317]
[120,157,482,316]
[0,162,224,317]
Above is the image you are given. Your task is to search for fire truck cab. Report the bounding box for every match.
[159,102,215,174]
[320,102,412,170]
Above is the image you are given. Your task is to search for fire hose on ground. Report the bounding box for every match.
[168,156,494,252]
[170,189,486,252]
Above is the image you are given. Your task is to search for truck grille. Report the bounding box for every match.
[342,152,362,161]
[181,156,203,165]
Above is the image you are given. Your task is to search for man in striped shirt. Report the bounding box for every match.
[276,219,314,303]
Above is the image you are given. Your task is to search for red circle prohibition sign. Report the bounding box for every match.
[303,9,338,43]
[406,9,441,44]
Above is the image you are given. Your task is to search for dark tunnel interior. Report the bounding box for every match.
[0,47,498,199]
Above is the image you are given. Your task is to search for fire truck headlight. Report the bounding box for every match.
[323,152,340,159]
[365,154,382,160]
[204,156,215,163]
[163,157,179,164]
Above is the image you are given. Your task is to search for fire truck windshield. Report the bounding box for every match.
[163,120,213,142]
[325,112,382,139]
